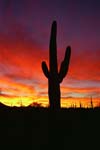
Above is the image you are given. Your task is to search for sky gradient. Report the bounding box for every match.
[0,0,100,107]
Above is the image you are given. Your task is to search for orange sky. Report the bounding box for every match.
[0,0,100,107]
[0,39,99,108]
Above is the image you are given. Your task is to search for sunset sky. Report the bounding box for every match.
[0,0,100,107]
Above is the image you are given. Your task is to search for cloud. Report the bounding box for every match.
[0,25,49,100]
[0,75,37,97]
[66,48,100,81]
[0,26,48,77]
[61,85,100,98]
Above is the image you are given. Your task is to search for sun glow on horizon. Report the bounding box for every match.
[0,95,100,108]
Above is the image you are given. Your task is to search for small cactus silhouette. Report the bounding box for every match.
[90,96,93,108]
[42,21,71,109]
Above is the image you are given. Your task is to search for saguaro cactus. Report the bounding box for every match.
[42,21,71,109]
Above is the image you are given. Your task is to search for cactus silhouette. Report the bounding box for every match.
[42,21,71,109]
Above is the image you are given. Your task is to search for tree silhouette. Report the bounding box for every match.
[42,21,71,109]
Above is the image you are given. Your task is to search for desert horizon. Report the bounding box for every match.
[0,95,100,108]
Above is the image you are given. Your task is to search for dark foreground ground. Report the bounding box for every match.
[0,103,100,150]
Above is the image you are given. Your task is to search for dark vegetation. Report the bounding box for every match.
[0,103,100,150]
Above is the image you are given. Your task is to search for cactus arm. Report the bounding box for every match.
[59,46,71,83]
[42,61,49,78]
[49,21,58,73]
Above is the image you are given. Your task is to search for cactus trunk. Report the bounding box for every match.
[42,21,71,109]
[49,21,60,109]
